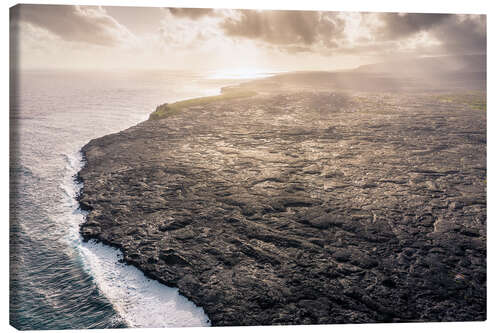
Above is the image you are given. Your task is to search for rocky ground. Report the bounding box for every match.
[77,75,486,326]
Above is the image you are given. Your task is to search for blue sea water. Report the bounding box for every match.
[9,69,267,329]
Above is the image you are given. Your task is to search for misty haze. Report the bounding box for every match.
[10,4,486,329]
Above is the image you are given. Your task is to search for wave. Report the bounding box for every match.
[61,151,210,328]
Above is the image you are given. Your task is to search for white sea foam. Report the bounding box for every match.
[61,151,211,328]
[78,241,210,328]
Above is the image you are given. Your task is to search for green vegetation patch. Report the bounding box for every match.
[149,89,257,120]
[435,92,486,111]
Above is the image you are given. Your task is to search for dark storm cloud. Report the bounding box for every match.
[374,12,486,55]
[376,13,451,39]
[10,4,130,46]
[220,10,345,49]
[432,15,486,54]
[167,8,215,19]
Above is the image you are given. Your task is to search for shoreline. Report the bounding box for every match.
[73,151,211,328]
[71,76,260,327]
[73,79,259,325]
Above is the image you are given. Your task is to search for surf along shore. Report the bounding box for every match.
[76,70,486,326]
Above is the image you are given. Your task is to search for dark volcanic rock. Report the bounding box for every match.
[77,87,486,326]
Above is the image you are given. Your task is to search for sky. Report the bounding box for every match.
[9,4,486,72]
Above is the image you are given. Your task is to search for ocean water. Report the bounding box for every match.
[9,69,262,330]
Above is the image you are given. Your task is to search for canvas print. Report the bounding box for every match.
[9,3,486,330]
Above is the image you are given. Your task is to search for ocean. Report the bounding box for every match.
[9,69,273,329]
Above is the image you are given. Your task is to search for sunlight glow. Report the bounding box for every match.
[206,68,280,80]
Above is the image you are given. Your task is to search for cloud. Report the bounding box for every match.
[10,4,487,71]
[158,11,223,50]
[220,10,345,50]
[375,13,451,40]
[167,8,215,19]
[373,12,486,55]
[432,15,486,54]
[11,4,133,46]
[216,9,487,57]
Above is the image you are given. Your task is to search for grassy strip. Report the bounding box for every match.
[149,89,257,120]
[435,91,486,111]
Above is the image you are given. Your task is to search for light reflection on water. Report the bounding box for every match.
[206,68,282,80]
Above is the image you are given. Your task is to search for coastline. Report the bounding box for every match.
[75,71,486,326]
[71,78,256,328]
[73,79,262,326]
[73,154,211,328]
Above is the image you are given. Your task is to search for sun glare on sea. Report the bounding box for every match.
[207,68,280,80]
